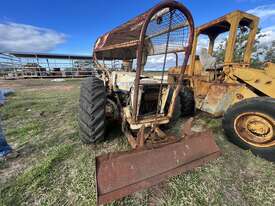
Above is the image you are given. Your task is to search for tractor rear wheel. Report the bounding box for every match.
[79,76,106,144]
[179,87,195,116]
[223,97,275,161]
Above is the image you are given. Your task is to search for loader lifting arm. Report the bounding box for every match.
[227,62,275,97]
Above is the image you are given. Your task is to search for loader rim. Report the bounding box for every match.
[234,112,275,148]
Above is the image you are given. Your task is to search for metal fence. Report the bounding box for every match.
[0,52,94,79]
[0,53,21,79]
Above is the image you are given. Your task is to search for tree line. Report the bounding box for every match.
[213,27,275,68]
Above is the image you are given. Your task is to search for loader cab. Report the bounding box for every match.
[188,11,259,79]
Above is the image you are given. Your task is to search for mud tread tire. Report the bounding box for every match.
[78,75,106,144]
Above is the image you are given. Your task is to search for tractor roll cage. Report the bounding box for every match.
[93,1,194,123]
[93,1,194,60]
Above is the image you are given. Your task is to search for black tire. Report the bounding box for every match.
[179,87,195,116]
[78,75,106,144]
[222,97,275,161]
[164,96,182,129]
[171,96,182,122]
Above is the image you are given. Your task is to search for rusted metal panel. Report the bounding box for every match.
[94,11,149,58]
[96,131,221,205]
[200,83,239,117]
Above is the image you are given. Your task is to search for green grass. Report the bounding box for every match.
[0,79,274,206]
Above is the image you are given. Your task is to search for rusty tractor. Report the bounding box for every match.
[169,11,275,160]
[78,1,221,205]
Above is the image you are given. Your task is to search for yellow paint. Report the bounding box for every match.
[228,66,275,97]
[234,112,275,147]
[231,86,257,105]
[168,10,275,117]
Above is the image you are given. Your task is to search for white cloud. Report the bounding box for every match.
[147,54,176,64]
[259,25,275,45]
[0,22,66,52]
[145,54,178,70]
[247,4,275,45]
[197,35,209,54]
[247,4,275,19]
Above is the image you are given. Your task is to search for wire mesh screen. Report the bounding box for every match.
[145,8,190,56]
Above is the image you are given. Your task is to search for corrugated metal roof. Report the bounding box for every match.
[9,52,92,60]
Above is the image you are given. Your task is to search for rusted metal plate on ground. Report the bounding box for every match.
[96,131,221,205]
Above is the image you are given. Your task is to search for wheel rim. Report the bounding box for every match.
[234,112,275,148]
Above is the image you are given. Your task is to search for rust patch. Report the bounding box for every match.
[236,93,244,100]
[96,131,221,205]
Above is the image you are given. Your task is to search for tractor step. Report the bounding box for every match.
[96,130,221,205]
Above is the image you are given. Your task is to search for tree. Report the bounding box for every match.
[213,39,226,64]
[264,40,275,63]
[213,27,266,68]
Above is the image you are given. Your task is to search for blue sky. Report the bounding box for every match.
[0,0,275,55]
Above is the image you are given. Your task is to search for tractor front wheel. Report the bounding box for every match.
[223,97,275,161]
[79,76,106,144]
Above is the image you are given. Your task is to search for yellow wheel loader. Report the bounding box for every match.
[169,11,275,160]
[78,1,220,205]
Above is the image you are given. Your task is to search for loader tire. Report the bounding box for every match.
[222,97,275,161]
[179,87,195,116]
[79,76,106,144]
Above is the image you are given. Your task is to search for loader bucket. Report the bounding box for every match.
[96,131,221,205]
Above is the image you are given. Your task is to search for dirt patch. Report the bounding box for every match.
[0,81,20,89]
[0,158,25,185]
[0,79,74,92]
[25,85,73,92]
